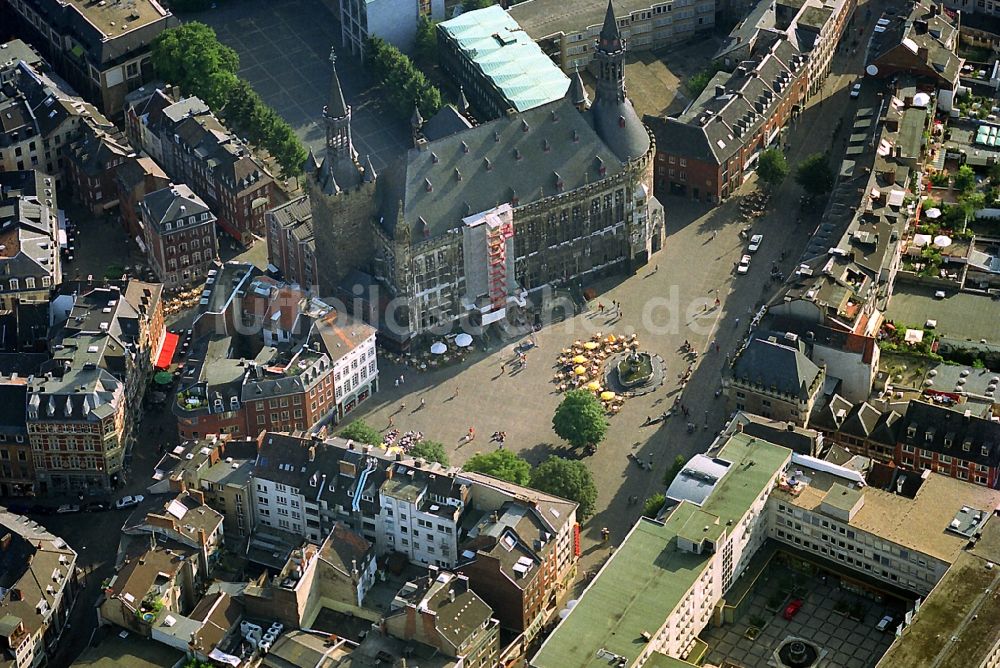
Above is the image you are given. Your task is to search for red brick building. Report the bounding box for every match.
[140,184,219,288]
[644,39,809,203]
[265,195,318,289]
[64,124,133,215]
[116,155,171,240]
[894,400,1000,488]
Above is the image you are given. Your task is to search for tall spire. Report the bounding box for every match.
[326,49,349,119]
[598,0,623,54]
[594,0,626,105]
[570,66,589,110]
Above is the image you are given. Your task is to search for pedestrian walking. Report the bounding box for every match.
[647,456,653,469]
[399,403,406,412]
[394,378,399,388]
[598,302,605,313]
[399,374,405,385]
[388,415,394,427]
[601,527,610,542]
[715,297,720,307]
[467,427,476,442]
[715,342,720,353]
[500,361,506,373]
[453,388,460,399]
[419,398,425,409]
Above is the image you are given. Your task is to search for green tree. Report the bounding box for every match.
[662,455,686,487]
[757,148,789,190]
[552,390,608,449]
[408,440,449,466]
[151,23,239,109]
[795,152,834,198]
[529,456,598,519]
[339,420,382,446]
[685,63,722,98]
[462,0,493,10]
[987,161,1000,184]
[642,493,665,519]
[463,450,531,486]
[414,16,438,67]
[954,164,976,193]
[366,36,442,120]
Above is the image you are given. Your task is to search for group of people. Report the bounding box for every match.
[489,431,508,447]
[384,429,424,452]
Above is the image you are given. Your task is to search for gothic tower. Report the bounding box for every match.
[594,0,626,105]
[588,0,649,163]
[309,50,377,295]
[324,49,355,164]
[315,50,364,194]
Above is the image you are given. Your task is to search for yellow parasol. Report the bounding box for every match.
[606,334,617,343]
[600,391,616,401]
[583,341,600,350]
[586,381,602,391]
[572,354,587,364]
[574,365,587,376]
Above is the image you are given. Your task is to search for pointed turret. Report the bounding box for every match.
[363,154,377,183]
[305,147,320,174]
[598,0,623,54]
[411,105,424,130]
[318,48,362,189]
[570,67,589,110]
[326,51,349,119]
[590,0,649,162]
[457,86,470,116]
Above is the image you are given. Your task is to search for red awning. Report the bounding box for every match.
[155,332,180,370]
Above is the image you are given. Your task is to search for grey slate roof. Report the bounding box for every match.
[377,98,624,240]
[141,184,214,233]
[421,105,474,142]
[871,0,961,87]
[645,42,805,166]
[901,400,1000,468]
[731,334,822,400]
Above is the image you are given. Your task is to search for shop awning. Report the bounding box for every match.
[155,332,180,370]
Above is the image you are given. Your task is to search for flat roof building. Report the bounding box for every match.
[438,6,570,120]
[508,0,714,70]
[531,434,791,668]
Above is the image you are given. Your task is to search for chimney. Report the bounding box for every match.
[308,445,316,462]
[715,85,726,99]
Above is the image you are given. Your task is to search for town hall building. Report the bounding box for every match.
[269,1,663,349]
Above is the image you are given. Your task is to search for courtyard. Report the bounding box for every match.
[701,550,905,668]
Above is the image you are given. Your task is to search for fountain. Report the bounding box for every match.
[773,637,824,668]
[616,351,654,388]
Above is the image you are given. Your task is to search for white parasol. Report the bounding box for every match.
[455,333,473,347]
[924,208,941,219]
[430,342,447,355]
[933,235,952,248]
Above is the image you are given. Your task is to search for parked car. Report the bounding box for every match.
[83,501,110,512]
[876,615,895,632]
[737,255,752,274]
[56,504,81,514]
[748,234,763,253]
[114,495,144,510]
[850,82,862,99]
[783,598,804,620]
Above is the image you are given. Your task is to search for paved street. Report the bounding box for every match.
[193,0,411,173]
[351,14,875,579]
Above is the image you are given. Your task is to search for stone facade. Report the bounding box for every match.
[297,4,663,349]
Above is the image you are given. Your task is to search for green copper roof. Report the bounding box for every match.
[440,6,570,112]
